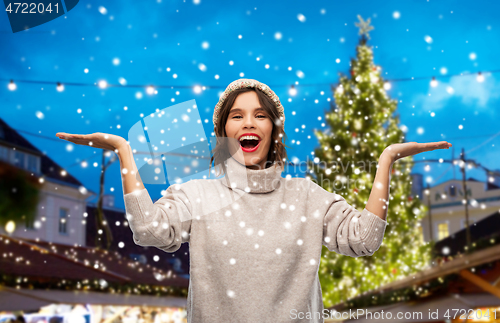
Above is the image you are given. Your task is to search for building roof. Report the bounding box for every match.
[85,204,191,276]
[0,118,41,155]
[431,177,485,188]
[329,243,500,311]
[0,117,89,190]
[487,181,500,190]
[0,234,189,291]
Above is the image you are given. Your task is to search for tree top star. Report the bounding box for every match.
[355,15,375,40]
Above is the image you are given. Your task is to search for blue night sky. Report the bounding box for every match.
[1,0,499,210]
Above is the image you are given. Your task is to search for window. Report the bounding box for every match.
[449,185,456,197]
[26,154,39,173]
[13,151,25,168]
[25,217,35,230]
[0,145,9,162]
[59,208,68,234]
[437,222,449,240]
[5,149,40,173]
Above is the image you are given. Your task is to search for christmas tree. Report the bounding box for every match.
[309,15,432,307]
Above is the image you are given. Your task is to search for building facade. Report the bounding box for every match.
[420,177,500,242]
[0,118,94,246]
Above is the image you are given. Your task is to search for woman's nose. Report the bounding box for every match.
[243,117,256,128]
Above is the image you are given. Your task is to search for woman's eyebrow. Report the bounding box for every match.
[229,107,265,113]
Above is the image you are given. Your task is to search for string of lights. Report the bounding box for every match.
[2,68,498,95]
[4,68,498,172]
[5,141,496,224]
[15,127,500,145]
[12,127,500,173]
[428,163,455,184]
[464,128,500,155]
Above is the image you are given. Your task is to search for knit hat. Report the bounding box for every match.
[213,78,285,129]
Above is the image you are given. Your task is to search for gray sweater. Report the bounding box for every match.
[123,156,387,322]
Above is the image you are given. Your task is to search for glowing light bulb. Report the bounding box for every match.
[98,80,108,89]
[56,82,64,92]
[5,221,15,233]
[430,77,438,88]
[476,72,484,83]
[8,80,17,91]
[288,85,297,96]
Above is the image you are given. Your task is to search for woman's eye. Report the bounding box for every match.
[232,115,266,119]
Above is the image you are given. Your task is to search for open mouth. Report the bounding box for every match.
[239,139,261,152]
[240,139,259,149]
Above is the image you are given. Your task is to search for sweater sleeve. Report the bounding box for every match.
[123,185,192,253]
[321,192,387,257]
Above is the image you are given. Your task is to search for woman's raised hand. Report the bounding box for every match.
[55,132,127,151]
[382,141,452,164]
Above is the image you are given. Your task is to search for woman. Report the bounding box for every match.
[56,78,451,322]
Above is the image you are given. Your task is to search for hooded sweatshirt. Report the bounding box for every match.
[123,155,388,323]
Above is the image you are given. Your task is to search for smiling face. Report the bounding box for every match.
[225,91,274,170]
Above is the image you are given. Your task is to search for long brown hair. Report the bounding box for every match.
[209,87,290,177]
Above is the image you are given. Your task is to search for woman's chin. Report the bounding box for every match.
[245,156,265,168]
[232,155,262,168]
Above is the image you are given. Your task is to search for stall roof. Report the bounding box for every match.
[329,293,500,323]
[330,243,500,311]
[0,234,189,288]
[0,286,186,312]
[374,243,500,293]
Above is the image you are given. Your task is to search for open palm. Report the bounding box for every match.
[383,141,452,163]
[55,132,127,151]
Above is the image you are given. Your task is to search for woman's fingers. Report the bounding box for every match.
[57,134,76,141]
[422,141,451,152]
[56,132,90,145]
[55,132,123,151]
[436,141,452,149]
[387,141,453,163]
[56,132,70,139]
[56,132,83,140]
[422,142,437,151]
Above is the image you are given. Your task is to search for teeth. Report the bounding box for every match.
[239,135,260,141]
